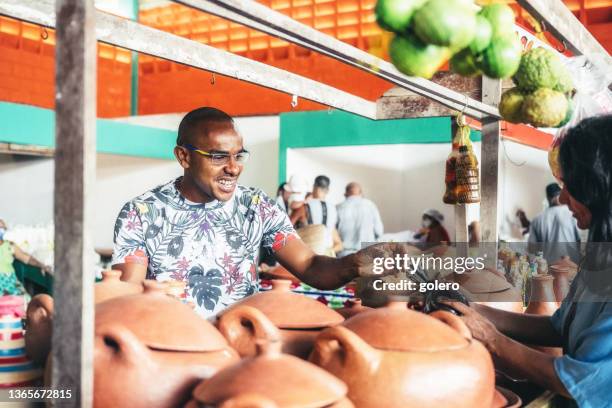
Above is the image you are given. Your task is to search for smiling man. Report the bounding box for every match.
[111,107,410,318]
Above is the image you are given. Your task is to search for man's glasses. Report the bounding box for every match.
[182,144,250,166]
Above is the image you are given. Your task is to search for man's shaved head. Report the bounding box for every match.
[345,182,362,197]
[177,107,235,146]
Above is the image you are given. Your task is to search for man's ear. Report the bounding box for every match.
[174,146,190,169]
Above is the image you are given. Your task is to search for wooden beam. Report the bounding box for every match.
[51,0,95,406]
[480,77,502,266]
[377,72,481,119]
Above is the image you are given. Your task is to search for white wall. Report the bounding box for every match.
[0,114,280,248]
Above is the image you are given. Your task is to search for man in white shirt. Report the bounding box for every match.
[336,182,384,257]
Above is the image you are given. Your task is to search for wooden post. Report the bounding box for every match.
[52,0,96,406]
[480,77,502,267]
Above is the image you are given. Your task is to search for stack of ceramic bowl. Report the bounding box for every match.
[0,296,42,387]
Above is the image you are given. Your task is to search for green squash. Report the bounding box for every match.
[389,34,451,79]
[450,49,481,77]
[479,3,516,39]
[478,34,522,79]
[412,0,476,50]
[469,15,493,54]
[375,0,428,33]
[522,88,568,128]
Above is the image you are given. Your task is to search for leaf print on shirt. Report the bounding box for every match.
[168,235,184,258]
[188,265,223,311]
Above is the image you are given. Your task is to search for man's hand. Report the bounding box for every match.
[352,242,425,277]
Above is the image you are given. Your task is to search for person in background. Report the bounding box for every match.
[287,175,309,212]
[413,209,450,245]
[275,182,291,213]
[290,175,342,255]
[516,209,531,236]
[0,219,51,296]
[468,221,480,246]
[336,182,384,257]
[529,182,581,264]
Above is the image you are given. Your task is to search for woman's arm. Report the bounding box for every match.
[450,302,569,397]
[12,243,50,273]
[474,303,562,347]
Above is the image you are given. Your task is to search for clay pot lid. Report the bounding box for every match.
[193,340,347,407]
[223,280,344,329]
[552,256,578,270]
[96,280,228,352]
[532,273,554,281]
[453,269,512,294]
[95,270,143,304]
[342,301,469,352]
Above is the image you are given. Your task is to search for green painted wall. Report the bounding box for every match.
[0,101,176,159]
[278,110,481,183]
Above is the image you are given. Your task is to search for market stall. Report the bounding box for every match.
[0,0,610,406]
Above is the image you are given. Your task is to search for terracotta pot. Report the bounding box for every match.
[193,309,353,408]
[218,279,343,359]
[491,387,521,408]
[336,299,372,319]
[449,270,524,313]
[95,281,239,408]
[95,270,142,304]
[24,294,54,366]
[550,256,578,280]
[550,266,571,304]
[525,274,558,316]
[310,302,495,408]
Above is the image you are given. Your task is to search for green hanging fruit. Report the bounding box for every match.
[513,48,574,92]
[478,34,522,79]
[412,0,477,50]
[375,0,428,33]
[469,15,493,54]
[389,34,451,79]
[479,3,516,39]
[450,49,481,77]
[522,88,569,128]
[499,88,525,123]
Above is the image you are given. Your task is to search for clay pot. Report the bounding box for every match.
[24,294,54,366]
[525,274,558,316]
[95,281,239,408]
[95,270,142,304]
[218,279,343,359]
[336,299,371,319]
[450,270,524,313]
[550,256,578,280]
[310,301,495,408]
[491,387,521,408]
[192,306,353,408]
[550,266,571,304]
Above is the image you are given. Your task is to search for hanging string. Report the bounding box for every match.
[210,73,216,85]
[501,136,527,167]
[290,94,298,110]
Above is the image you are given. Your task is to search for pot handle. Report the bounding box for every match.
[218,305,281,358]
[219,393,278,408]
[96,324,151,366]
[26,294,54,320]
[311,326,378,372]
[429,310,472,340]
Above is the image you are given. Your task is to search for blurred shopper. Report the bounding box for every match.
[275,182,291,213]
[291,175,342,256]
[529,182,581,263]
[0,219,51,296]
[516,209,531,236]
[468,221,480,246]
[414,209,450,245]
[336,182,384,257]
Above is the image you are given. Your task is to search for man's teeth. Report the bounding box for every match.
[219,179,235,186]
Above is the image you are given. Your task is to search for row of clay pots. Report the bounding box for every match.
[25,272,521,408]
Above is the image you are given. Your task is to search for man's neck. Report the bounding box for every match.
[177,176,216,204]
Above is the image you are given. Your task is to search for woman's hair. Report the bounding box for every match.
[559,114,612,243]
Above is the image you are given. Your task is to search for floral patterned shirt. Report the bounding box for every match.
[112,178,298,318]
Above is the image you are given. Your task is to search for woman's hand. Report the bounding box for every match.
[441,301,502,355]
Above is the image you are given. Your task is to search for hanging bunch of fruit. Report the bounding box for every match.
[499,47,575,128]
[377,0,522,80]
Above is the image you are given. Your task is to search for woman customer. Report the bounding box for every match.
[445,115,612,407]
[0,219,51,296]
